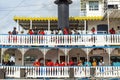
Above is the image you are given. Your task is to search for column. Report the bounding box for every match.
[1,48,4,64]
[84,20,87,33]
[22,49,25,66]
[44,49,46,66]
[108,48,111,65]
[48,20,50,31]
[16,20,20,33]
[30,20,32,29]
[86,48,89,62]
[107,10,110,34]
[65,48,68,65]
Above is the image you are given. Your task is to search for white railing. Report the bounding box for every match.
[95,66,120,78]
[1,66,120,78]
[74,66,90,78]
[0,66,90,78]
[0,34,120,46]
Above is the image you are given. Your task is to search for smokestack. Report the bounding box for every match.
[54,0,72,30]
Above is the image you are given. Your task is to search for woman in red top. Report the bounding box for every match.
[109,28,115,34]
[33,59,41,67]
[68,59,74,66]
[91,27,96,34]
[28,29,34,35]
[39,30,45,35]
[38,30,45,43]
[63,28,69,35]
[54,60,59,66]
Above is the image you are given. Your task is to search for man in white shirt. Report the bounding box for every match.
[10,54,15,65]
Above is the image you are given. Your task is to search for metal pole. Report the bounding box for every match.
[30,20,32,29]
[48,20,50,31]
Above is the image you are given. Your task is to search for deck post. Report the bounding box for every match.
[65,48,67,65]
[16,20,20,33]
[1,48,5,64]
[107,10,110,34]
[84,20,87,33]
[86,48,89,62]
[44,48,46,66]
[48,20,50,31]
[1,48,4,64]
[108,48,111,65]
[30,20,32,29]
[22,49,25,66]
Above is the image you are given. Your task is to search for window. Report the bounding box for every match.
[89,1,99,11]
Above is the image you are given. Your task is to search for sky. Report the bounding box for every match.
[0,0,80,34]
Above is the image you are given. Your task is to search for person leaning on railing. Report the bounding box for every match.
[92,58,97,66]
[98,59,104,66]
[12,27,18,43]
[33,59,41,66]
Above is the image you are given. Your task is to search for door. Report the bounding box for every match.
[97,24,108,34]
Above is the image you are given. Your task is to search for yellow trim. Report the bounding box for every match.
[14,16,103,21]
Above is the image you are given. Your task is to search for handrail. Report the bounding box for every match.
[0,34,119,46]
[1,66,120,79]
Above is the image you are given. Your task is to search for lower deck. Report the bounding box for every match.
[1,66,120,79]
[1,47,120,66]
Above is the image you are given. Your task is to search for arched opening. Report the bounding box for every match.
[45,48,64,64]
[68,48,86,66]
[4,48,22,65]
[89,48,109,65]
[111,48,120,66]
[24,48,43,66]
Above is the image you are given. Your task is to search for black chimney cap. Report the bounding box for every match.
[54,0,72,4]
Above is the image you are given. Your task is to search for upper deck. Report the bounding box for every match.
[0,34,120,48]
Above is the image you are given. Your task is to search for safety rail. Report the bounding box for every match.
[0,66,90,78]
[95,66,120,78]
[0,34,120,46]
[1,66,120,78]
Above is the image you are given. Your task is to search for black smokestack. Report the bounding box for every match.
[54,0,72,30]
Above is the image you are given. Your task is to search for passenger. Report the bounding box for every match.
[54,60,59,66]
[58,29,63,35]
[12,27,18,35]
[28,29,34,35]
[117,26,120,34]
[33,27,38,35]
[99,59,104,66]
[91,27,96,34]
[8,31,12,43]
[12,27,18,43]
[39,29,45,35]
[46,60,54,66]
[3,53,10,66]
[33,59,41,66]
[59,61,66,66]
[63,28,69,35]
[77,60,83,66]
[92,59,97,66]
[109,28,115,34]
[68,59,74,66]
[10,54,15,65]
[84,59,91,66]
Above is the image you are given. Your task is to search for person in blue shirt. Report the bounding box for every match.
[84,59,91,66]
